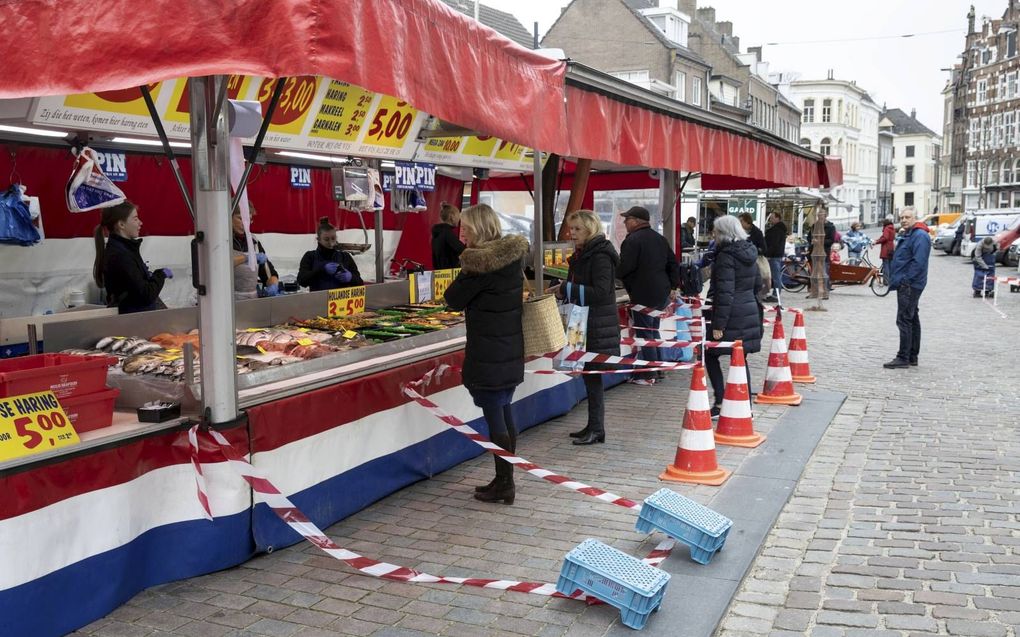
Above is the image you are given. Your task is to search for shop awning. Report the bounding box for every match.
[0,0,569,155]
[564,64,841,189]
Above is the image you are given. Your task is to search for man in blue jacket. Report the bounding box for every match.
[884,208,930,369]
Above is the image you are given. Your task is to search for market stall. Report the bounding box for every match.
[0,2,841,635]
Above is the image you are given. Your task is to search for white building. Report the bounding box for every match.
[789,75,881,228]
[879,108,942,216]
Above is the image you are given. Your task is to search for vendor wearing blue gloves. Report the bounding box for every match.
[297,217,364,292]
[231,206,280,297]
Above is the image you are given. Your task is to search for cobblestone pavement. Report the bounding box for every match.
[73,250,1019,637]
[716,252,1020,637]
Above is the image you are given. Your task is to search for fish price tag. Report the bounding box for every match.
[327,285,367,318]
[0,391,80,462]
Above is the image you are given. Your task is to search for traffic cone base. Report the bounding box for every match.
[660,364,731,486]
[791,373,817,384]
[755,391,802,406]
[716,342,767,447]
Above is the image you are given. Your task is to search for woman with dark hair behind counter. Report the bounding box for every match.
[92,201,172,313]
[297,217,365,291]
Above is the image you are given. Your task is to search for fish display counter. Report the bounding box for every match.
[0,280,596,637]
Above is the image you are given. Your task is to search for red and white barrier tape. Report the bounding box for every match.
[188,426,213,521]
[620,337,694,349]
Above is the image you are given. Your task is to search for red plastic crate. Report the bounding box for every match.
[0,354,116,399]
[60,388,120,434]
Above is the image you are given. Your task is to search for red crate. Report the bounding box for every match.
[0,354,116,399]
[60,388,120,434]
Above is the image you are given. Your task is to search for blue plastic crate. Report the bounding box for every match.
[556,539,670,630]
[635,488,733,565]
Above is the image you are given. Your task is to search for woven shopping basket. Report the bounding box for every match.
[522,293,566,357]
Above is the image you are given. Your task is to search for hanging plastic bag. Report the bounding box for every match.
[65,146,126,212]
[0,185,41,246]
[553,283,589,372]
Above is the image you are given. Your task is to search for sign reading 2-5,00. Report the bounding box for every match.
[327,286,367,318]
[257,76,320,134]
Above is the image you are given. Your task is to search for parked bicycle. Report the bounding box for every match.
[781,247,889,297]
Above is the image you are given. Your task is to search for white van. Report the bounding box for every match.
[959,208,1020,257]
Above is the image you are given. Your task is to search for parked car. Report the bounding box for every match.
[496,211,533,239]
[933,219,961,254]
[1004,237,1020,268]
[959,209,1020,257]
[991,218,1020,264]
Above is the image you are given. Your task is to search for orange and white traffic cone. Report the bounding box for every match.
[788,311,816,384]
[715,342,766,448]
[660,364,731,486]
[755,313,803,406]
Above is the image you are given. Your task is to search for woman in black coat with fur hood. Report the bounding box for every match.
[554,210,621,446]
[705,215,764,416]
[444,204,529,505]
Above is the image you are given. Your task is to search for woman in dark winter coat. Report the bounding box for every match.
[431,203,466,269]
[705,215,763,416]
[971,236,997,298]
[554,210,621,446]
[92,201,171,314]
[297,217,365,292]
[444,204,529,505]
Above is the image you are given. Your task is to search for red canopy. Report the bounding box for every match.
[1,0,569,155]
[565,85,837,189]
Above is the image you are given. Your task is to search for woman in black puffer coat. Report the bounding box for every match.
[705,215,764,415]
[555,210,621,446]
[444,204,529,505]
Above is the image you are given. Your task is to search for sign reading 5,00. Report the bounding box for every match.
[327,285,367,318]
[0,391,80,462]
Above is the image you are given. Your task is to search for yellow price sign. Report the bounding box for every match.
[256,76,320,135]
[432,268,460,302]
[461,136,499,157]
[309,79,375,142]
[0,391,80,462]
[327,286,367,318]
[363,95,417,148]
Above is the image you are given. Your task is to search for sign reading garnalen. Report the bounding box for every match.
[327,285,367,318]
[393,161,436,192]
[0,391,80,462]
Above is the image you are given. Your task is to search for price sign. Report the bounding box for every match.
[363,95,418,148]
[409,271,434,304]
[165,75,250,125]
[0,391,80,462]
[432,268,460,301]
[423,137,463,155]
[494,140,526,162]
[327,286,367,318]
[256,76,320,134]
[461,136,499,157]
[309,79,375,142]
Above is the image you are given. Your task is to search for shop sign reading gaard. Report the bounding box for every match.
[327,286,367,318]
[0,391,80,462]
[31,76,428,161]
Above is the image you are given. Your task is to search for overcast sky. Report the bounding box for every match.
[483,0,1010,134]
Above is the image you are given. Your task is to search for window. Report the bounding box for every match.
[820,137,831,155]
[904,192,914,207]
[993,113,1004,147]
[1009,31,1018,58]
[983,116,992,148]
[803,99,814,122]
[978,79,988,104]
[967,160,977,188]
[990,162,999,185]
[1010,72,1019,99]
[674,71,686,102]
[1003,159,1013,184]
[982,48,992,65]
[822,98,832,123]
[692,77,702,107]
[799,137,811,149]
[610,70,650,89]
[905,145,915,158]
[1000,75,1008,102]
[970,119,980,150]
[905,165,914,183]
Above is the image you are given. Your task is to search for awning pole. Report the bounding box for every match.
[374,207,385,284]
[532,151,544,292]
[139,85,195,221]
[189,76,238,424]
[659,169,678,251]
